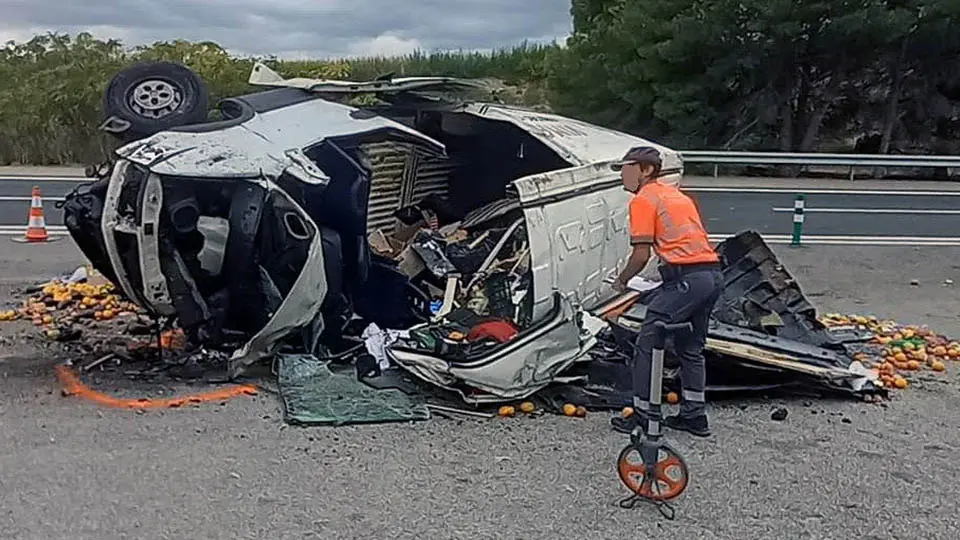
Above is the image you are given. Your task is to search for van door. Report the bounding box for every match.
[512,162,631,321]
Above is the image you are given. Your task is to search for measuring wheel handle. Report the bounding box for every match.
[647,321,692,432]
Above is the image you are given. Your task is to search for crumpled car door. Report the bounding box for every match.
[387,292,599,404]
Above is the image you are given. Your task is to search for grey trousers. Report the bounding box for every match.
[632,268,723,418]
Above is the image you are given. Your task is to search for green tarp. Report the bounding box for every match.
[277,353,431,426]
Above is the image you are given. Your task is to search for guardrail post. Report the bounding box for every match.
[791,194,805,246]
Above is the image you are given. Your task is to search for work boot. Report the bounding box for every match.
[611,411,649,435]
[663,414,711,437]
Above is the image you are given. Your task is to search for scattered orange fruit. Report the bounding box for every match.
[907,360,920,370]
[562,403,577,417]
[497,405,515,417]
[893,377,908,389]
[665,392,680,404]
[621,406,634,418]
[574,405,587,417]
[519,401,535,414]
[932,361,946,372]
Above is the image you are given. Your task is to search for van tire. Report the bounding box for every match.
[102,61,209,139]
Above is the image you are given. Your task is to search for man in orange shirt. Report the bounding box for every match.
[609,146,723,437]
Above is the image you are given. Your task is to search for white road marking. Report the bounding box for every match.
[0,176,88,182]
[709,233,960,246]
[689,187,960,196]
[0,225,68,236]
[771,206,960,214]
[0,196,66,202]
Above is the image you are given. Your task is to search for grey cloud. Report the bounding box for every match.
[2,0,572,57]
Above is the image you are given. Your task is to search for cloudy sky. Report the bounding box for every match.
[1,0,573,58]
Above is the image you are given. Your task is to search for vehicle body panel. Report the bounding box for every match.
[249,62,484,94]
[227,187,327,377]
[116,96,446,179]
[388,293,597,404]
[461,103,683,180]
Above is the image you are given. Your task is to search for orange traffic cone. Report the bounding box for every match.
[13,186,53,244]
[24,186,49,242]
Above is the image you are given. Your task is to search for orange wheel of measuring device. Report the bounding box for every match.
[617,443,689,501]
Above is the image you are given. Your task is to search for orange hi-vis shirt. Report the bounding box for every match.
[628,180,719,265]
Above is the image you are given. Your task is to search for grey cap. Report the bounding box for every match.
[610,146,662,171]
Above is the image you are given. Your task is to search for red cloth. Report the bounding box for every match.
[466,319,519,343]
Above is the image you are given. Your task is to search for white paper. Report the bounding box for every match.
[627,276,662,292]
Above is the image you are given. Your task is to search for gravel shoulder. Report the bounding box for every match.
[2,243,960,540]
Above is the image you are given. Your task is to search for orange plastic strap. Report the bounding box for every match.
[54,364,258,410]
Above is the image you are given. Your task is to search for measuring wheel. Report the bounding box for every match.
[614,320,693,518]
[616,442,690,501]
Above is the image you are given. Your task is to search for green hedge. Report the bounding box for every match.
[0,33,559,166]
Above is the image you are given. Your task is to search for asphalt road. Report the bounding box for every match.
[1,174,959,245]
[3,241,960,539]
[690,187,960,245]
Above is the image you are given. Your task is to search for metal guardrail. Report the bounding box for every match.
[680,151,960,168]
[3,151,960,181]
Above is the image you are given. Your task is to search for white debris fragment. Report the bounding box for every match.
[64,265,88,284]
[361,323,409,370]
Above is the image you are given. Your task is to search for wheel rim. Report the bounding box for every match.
[128,79,183,119]
[617,443,689,501]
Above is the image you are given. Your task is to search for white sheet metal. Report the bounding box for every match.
[388,294,595,404]
[249,62,484,94]
[513,163,632,319]
[462,103,683,181]
[115,97,446,179]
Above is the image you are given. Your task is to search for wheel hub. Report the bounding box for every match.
[129,79,182,119]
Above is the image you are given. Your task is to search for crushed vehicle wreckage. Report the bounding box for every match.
[51,60,925,422]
